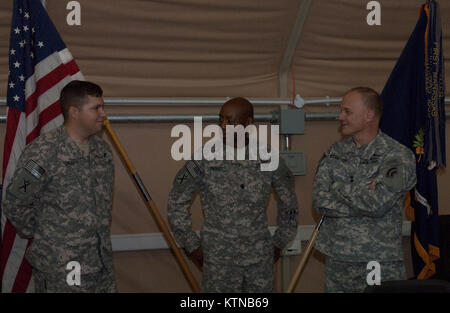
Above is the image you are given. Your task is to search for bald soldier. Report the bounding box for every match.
[168,97,299,293]
[313,87,417,293]
[2,81,116,292]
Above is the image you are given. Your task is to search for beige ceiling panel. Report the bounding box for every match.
[292,0,450,97]
[39,0,302,97]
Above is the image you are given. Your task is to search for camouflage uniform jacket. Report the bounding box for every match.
[167,146,298,266]
[313,131,417,262]
[3,125,115,278]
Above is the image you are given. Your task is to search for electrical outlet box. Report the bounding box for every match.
[282,238,302,256]
[279,109,304,134]
[268,227,302,256]
[280,151,306,176]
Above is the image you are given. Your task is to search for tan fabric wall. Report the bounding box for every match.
[289,0,450,97]
[0,0,450,292]
[2,0,450,98]
[1,116,448,292]
[291,0,450,97]
[1,0,304,97]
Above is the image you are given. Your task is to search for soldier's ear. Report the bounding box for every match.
[366,108,376,123]
[68,105,79,121]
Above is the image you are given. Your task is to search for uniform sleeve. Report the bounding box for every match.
[167,160,203,254]
[312,151,355,217]
[329,149,417,217]
[271,157,299,249]
[103,142,115,200]
[2,143,47,239]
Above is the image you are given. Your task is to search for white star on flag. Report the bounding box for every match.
[3,0,85,293]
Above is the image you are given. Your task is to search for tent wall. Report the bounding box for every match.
[0,0,449,292]
[1,116,449,292]
[2,0,450,98]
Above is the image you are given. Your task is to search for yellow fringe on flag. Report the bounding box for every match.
[404,191,440,279]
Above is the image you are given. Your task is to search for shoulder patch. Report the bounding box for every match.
[185,160,202,179]
[24,160,45,180]
[380,158,405,191]
[174,161,203,188]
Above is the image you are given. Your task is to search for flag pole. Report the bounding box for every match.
[103,118,200,293]
[286,217,324,293]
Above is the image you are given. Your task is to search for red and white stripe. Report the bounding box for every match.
[1,48,83,293]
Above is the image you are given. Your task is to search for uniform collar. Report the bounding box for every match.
[349,131,389,160]
[57,125,99,161]
[202,139,265,164]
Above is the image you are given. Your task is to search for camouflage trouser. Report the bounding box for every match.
[325,257,406,293]
[202,258,274,293]
[33,267,117,293]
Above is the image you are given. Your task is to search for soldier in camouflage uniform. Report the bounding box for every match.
[2,81,116,292]
[168,97,298,293]
[313,87,417,293]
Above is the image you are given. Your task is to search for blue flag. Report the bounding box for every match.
[380,0,445,279]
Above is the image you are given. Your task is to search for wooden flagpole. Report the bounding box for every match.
[103,118,200,293]
[286,217,324,293]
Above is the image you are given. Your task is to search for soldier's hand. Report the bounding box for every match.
[368,179,377,190]
[274,246,281,263]
[189,247,204,271]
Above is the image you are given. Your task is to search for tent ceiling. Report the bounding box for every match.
[0,0,449,98]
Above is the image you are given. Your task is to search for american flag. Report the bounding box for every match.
[1,0,83,292]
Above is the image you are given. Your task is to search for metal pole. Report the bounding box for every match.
[2,97,450,107]
[101,98,343,107]
[4,112,450,124]
[0,97,343,107]
[103,113,277,123]
[102,112,337,123]
[284,136,290,151]
[279,0,313,97]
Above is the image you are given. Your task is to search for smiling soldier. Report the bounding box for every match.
[2,80,116,293]
[313,87,417,293]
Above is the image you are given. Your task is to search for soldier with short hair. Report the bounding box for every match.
[2,80,116,292]
[313,87,417,293]
[167,97,299,293]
